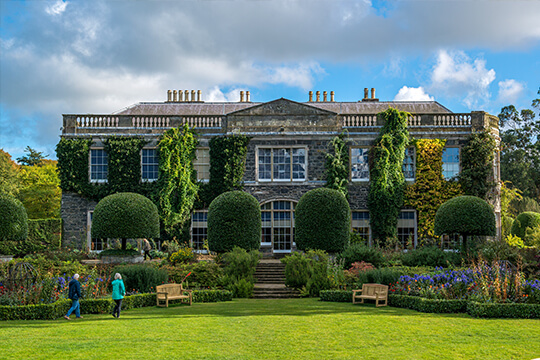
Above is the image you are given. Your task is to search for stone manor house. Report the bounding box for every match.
[60,88,501,255]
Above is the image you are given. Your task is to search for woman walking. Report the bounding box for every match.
[111,273,125,318]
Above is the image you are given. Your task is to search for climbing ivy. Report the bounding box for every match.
[459,131,497,200]
[404,139,463,242]
[367,108,409,244]
[198,135,250,207]
[325,131,350,198]
[104,136,148,193]
[158,124,199,232]
[56,137,93,196]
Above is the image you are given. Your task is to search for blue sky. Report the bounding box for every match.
[1,0,539,161]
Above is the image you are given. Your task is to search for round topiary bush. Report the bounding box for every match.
[207,191,261,253]
[434,195,496,247]
[510,211,540,241]
[0,195,29,253]
[91,192,159,249]
[295,188,351,252]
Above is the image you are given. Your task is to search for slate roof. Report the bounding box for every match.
[114,100,452,116]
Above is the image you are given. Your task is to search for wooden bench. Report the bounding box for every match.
[156,283,192,307]
[352,283,388,307]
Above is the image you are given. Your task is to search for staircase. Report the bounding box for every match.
[252,259,300,299]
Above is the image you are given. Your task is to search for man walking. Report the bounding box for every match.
[142,238,153,261]
[64,273,82,320]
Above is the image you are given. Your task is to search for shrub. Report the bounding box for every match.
[0,195,29,254]
[91,192,159,249]
[281,252,312,289]
[338,243,385,269]
[510,211,540,244]
[389,294,468,314]
[401,246,461,267]
[22,219,62,254]
[295,188,351,252]
[357,268,403,286]
[434,195,496,248]
[166,261,224,288]
[466,301,540,319]
[169,247,195,264]
[281,250,331,296]
[219,247,260,298]
[320,290,353,302]
[191,289,233,302]
[207,191,261,252]
[113,264,168,293]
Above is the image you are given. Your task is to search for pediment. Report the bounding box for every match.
[227,98,336,117]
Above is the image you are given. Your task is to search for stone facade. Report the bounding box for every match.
[60,91,501,252]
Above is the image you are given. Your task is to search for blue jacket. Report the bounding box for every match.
[112,279,125,300]
[68,279,81,300]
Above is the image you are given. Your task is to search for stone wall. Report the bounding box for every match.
[61,192,97,250]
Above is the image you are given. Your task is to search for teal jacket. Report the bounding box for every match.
[112,279,125,300]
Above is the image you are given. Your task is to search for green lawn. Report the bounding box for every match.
[1,298,539,360]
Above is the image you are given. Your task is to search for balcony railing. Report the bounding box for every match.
[70,115,222,129]
[342,113,472,127]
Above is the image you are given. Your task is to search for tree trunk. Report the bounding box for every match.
[122,238,127,250]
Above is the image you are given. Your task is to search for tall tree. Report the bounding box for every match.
[16,146,47,166]
[18,159,61,219]
[0,149,21,196]
[499,87,540,199]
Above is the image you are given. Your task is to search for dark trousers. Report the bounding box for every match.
[113,299,122,318]
[144,250,152,260]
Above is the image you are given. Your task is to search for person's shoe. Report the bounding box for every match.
[64,315,71,320]
[76,316,83,319]
[112,314,116,318]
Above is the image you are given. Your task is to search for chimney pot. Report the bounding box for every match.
[323,91,327,102]
[309,91,313,102]
[167,90,172,102]
[173,90,178,102]
[191,90,196,102]
[371,88,375,99]
[316,91,320,102]
[364,88,369,99]
[240,91,244,102]
[185,90,189,101]
[330,91,335,102]
[246,91,250,102]
[197,90,202,102]
[178,90,183,102]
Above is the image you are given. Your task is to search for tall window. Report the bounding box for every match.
[194,148,210,181]
[442,147,460,179]
[191,211,208,252]
[257,148,306,182]
[402,147,415,180]
[351,211,370,244]
[397,210,416,248]
[261,200,296,252]
[90,149,108,182]
[351,148,369,181]
[141,149,159,182]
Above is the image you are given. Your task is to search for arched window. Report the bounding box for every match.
[261,200,296,253]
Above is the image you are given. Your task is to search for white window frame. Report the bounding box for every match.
[442,147,460,180]
[191,210,208,253]
[89,148,108,183]
[141,148,159,182]
[402,147,416,182]
[397,210,417,249]
[350,147,369,182]
[256,146,307,182]
[194,147,210,182]
[261,200,297,253]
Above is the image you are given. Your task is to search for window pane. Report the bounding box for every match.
[194,148,210,181]
[442,147,460,179]
[402,148,415,179]
[142,149,159,181]
[90,149,108,181]
[258,149,272,180]
[351,148,369,180]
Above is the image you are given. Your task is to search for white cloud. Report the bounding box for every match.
[498,79,524,104]
[430,50,496,108]
[206,87,247,102]
[45,0,68,16]
[394,86,434,101]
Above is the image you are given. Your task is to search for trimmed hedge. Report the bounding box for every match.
[434,195,496,238]
[207,191,261,252]
[0,290,232,321]
[389,294,467,313]
[466,301,540,319]
[113,264,169,294]
[91,192,159,240]
[319,290,353,302]
[0,195,29,244]
[338,244,385,269]
[295,188,351,252]
[510,211,540,243]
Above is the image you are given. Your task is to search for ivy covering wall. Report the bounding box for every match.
[367,108,409,244]
[404,139,463,241]
[198,135,250,207]
[104,136,148,193]
[157,125,199,232]
[325,132,349,198]
[459,131,497,200]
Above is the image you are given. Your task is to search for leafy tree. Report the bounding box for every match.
[17,160,61,219]
[499,87,540,198]
[91,192,160,250]
[0,195,28,254]
[510,211,540,245]
[0,149,20,196]
[16,146,47,166]
[434,195,496,250]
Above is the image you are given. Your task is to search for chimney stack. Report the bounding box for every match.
[167,90,172,102]
[316,91,320,102]
[364,88,369,100]
[371,88,375,99]
[197,90,202,102]
[361,87,379,102]
[240,91,244,102]
[309,91,313,102]
[330,91,335,102]
[246,91,250,102]
[323,91,327,102]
